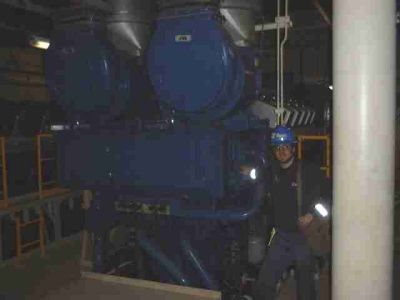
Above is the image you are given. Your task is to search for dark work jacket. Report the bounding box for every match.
[263,159,330,233]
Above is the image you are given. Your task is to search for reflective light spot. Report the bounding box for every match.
[315,203,328,217]
[250,168,257,180]
[51,125,66,131]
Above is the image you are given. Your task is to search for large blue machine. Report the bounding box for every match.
[45,1,268,296]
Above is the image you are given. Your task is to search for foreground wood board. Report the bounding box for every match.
[43,272,221,300]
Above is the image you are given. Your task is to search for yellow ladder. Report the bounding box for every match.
[15,208,46,258]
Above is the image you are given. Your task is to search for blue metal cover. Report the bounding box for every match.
[147,9,245,121]
[45,23,132,122]
[57,127,225,200]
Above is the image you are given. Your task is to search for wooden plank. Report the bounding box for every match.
[43,272,221,300]
[83,272,221,300]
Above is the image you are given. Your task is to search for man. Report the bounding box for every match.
[254,126,329,300]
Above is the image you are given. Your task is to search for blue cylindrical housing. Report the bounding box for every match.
[45,22,134,124]
[147,8,258,121]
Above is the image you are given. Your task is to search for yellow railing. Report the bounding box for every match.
[36,134,57,200]
[0,134,61,207]
[297,134,331,178]
[0,134,66,259]
[0,137,9,208]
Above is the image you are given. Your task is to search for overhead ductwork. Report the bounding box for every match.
[220,0,261,46]
[157,0,219,9]
[157,0,261,46]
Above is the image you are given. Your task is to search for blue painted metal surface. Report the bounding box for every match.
[45,22,135,124]
[147,8,259,121]
[56,125,266,203]
[177,180,265,221]
[57,127,225,200]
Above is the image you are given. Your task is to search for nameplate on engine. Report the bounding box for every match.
[115,201,170,215]
[175,35,192,42]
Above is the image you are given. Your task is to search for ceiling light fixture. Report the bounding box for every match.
[30,36,50,50]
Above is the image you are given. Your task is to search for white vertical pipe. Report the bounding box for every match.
[280,0,289,124]
[333,0,396,299]
[276,0,281,124]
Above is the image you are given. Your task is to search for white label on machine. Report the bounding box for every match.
[175,35,192,42]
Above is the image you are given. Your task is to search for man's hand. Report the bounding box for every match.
[298,213,314,231]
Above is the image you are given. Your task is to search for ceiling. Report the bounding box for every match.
[0,0,332,42]
[262,0,331,20]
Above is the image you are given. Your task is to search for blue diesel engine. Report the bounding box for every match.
[45,0,269,294]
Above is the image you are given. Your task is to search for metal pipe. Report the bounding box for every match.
[312,0,331,26]
[333,0,396,299]
[276,0,281,123]
[137,231,191,286]
[297,139,303,160]
[279,0,289,125]
[107,0,155,56]
[181,238,218,290]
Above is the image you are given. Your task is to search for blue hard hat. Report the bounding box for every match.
[271,126,297,145]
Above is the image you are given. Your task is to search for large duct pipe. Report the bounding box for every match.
[333,0,396,299]
[157,0,261,46]
[107,0,155,57]
[157,0,218,10]
[220,0,261,46]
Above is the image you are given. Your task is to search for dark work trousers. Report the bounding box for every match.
[254,230,316,300]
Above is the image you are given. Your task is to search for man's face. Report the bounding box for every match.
[273,144,295,163]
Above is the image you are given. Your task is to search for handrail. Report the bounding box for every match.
[0,134,62,207]
[36,134,57,199]
[297,134,331,178]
